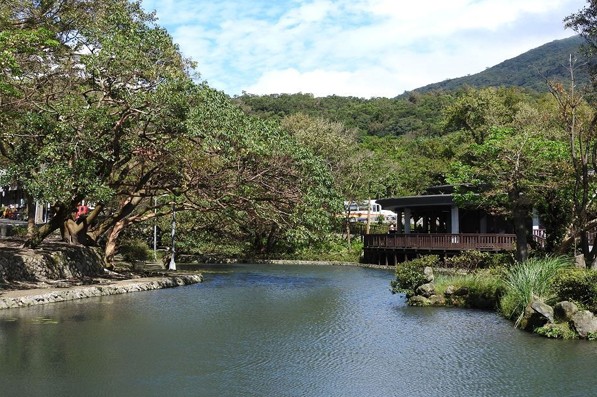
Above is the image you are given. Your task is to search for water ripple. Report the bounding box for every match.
[0,265,595,397]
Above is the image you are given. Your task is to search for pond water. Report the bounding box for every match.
[0,264,596,397]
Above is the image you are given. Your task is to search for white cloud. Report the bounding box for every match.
[142,0,585,97]
[245,67,401,97]
[279,0,336,26]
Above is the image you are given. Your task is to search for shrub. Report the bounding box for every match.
[391,255,439,296]
[486,252,516,269]
[444,251,514,271]
[292,239,363,263]
[445,250,491,270]
[12,226,27,237]
[119,238,151,263]
[552,268,597,313]
[499,256,571,326]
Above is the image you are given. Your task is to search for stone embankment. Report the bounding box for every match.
[0,274,203,309]
[0,238,106,282]
[0,238,203,309]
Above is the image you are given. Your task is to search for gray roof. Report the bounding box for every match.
[376,194,454,210]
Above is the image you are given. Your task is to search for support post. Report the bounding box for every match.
[153,196,158,262]
[168,202,176,271]
[451,206,460,243]
[450,206,460,234]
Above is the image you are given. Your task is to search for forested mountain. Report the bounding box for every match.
[235,92,451,137]
[406,35,589,95]
[236,36,588,138]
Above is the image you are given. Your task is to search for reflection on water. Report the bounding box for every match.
[0,264,596,397]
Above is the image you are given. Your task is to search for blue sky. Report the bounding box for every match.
[141,0,585,98]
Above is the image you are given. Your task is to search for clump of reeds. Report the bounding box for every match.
[500,256,570,327]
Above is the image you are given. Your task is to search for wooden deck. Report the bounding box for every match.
[362,233,516,265]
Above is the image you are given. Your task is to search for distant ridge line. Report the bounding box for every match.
[401,35,589,96]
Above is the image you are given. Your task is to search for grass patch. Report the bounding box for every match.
[434,271,503,309]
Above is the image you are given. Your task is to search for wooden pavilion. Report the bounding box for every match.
[362,185,541,265]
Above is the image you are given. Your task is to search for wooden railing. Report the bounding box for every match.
[364,233,516,252]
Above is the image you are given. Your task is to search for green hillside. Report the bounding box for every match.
[407,35,589,94]
[237,36,591,138]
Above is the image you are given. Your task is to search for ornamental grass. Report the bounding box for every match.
[499,256,570,327]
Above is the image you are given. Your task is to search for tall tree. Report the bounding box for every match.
[446,90,569,261]
[558,1,597,267]
[173,90,339,257]
[280,113,371,244]
[443,86,524,144]
[0,0,194,252]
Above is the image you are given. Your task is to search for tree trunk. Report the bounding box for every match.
[590,257,597,270]
[265,225,278,253]
[25,192,37,240]
[556,228,575,255]
[365,198,371,235]
[513,204,529,262]
[64,218,78,244]
[23,203,69,248]
[104,220,127,268]
[345,218,351,248]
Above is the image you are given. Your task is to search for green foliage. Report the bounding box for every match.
[391,255,439,295]
[499,257,570,324]
[118,239,151,263]
[552,268,597,313]
[448,119,569,213]
[0,0,205,251]
[0,0,584,266]
[444,251,514,271]
[534,197,572,254]
[487,253,516,269]
[290,238,363,263]
[445,88,571,261]
[237,91,453,138]
[445,251,492,270]
[443,87,515,144]
[463,275,503,309]
[535,323,578,339]
[11,226,27,237]
[158,93,342,259]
